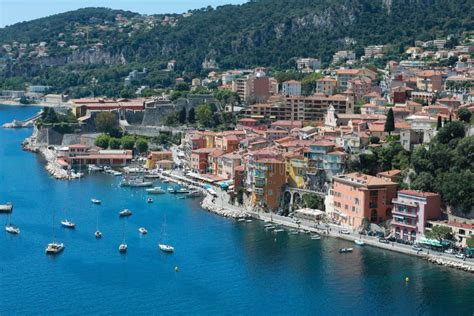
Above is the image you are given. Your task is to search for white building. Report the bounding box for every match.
[281,80,301,96]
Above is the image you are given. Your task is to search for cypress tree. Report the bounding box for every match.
[178,107,187,124]
[437,116,442,130]
[188,108,196,124]
[384,108,395,134]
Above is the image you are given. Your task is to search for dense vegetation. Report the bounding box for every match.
[1,0,473,96]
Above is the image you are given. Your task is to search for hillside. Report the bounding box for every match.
[0,0,473,96]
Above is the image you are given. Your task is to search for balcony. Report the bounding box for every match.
[392,217,417,229]
[392,207,418,218]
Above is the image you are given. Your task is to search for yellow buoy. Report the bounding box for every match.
[405,277,410,283]
[175,266,179,272]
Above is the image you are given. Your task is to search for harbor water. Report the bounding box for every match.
[0,105,473,315]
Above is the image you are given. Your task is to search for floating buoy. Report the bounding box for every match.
[405,277,410,283]
[175,266,179,272]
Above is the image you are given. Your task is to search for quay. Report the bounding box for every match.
[154,170,474,273]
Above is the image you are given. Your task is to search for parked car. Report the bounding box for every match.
[340,229,351,235]
[387,237,396,242]
[444,248,455,255]
[412,245,423,252]
[455,253,466,260]
[379,238,390,244]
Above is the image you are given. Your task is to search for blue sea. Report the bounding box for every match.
[0,105,473,315]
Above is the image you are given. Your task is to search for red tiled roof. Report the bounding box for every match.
[399,190,439,198]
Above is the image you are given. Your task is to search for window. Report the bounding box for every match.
[268,190,273,196]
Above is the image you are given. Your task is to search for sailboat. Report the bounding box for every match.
[5,212,20,235]
[95,207,102,239]
[119,219,127,253]
[45,210,64,255]
[158,216,174,253]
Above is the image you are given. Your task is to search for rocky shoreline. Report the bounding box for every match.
[426,256,474,273]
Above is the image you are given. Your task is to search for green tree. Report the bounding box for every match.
[301,194,325,211]
[109,137,121,149]
[458,108,472,123]
[188,107,196,124]
[178,107,187,124]
[196,104,214,128]
[301,72,323,96]
[121,135,135,150]
[236,187,244,205]
[425,225,452,241]
[435,170,474,214]
[120,88,134,98]
[94,112,117,134]
[369,136,380,144]
[436,121,465,144]
[437,115,442,130]
[175,82,190,91]
[411,172,435,192]
[19,96,30,104]
[467,236,474,248]
[384,108,395,134]
[94,134,110,149]
[136,138,149,153]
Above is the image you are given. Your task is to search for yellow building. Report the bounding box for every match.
[284,150,307,189]
[146,151,173,169]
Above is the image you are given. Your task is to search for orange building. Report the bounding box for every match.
[252,158,286,212]
[331,172,398,229]
[145,151,173,169]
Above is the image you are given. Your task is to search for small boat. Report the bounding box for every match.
[265,226,276,231]
[289,230,299,235]
[119,209,132,217]
[311,234,321,240]
[95,230,102,239]
[0,202,13,213]
[120,179,153,187]
[61,219,76,229]
[339,248,353,253]
[237,218,246,222]
[173,188,190,194]
[139,227,148,235]
[159,244,174,253]
[167,187,175,193]
[119,243,127,253]
[5,224,20,235]
[91,198,101,205]
[112,171,123,176]
[187,190,202,198]
[246,219,252,223]
[162,179,170,183]
[146,187,166,194]
[354,239,365,246]
[264,224,274,228]
[147,198,153,203]
[45,242,65,255]
[88,164,102,172]
[274,229,285,233]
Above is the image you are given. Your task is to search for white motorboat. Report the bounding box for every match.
[91,198,101,205]
[162,179,170,183]
[187,190,202,198]
[45,242,64,255]
[354,239,365,246]
[95,230,102,239]
[146,187,166,194]
[237,218,246,222]
[61,219,76,229]
[119,243,127,253]
[147,197,153,203]
[167,187,175,193]
[273,229,285,233]
[88,165,102,172]
[120,179,153,187]
[339,247,353,253]
[265,226,276,231]
[159,244,174,253]
[311,234,321,240]
[119,209,132,217]
[112,171,123,176]
[5,224,20,235]
[139,227,148,235]
[0,202,13,213]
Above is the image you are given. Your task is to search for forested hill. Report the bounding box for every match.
[2,0,473,70]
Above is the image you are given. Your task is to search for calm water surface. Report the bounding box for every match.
[0,105,473,315]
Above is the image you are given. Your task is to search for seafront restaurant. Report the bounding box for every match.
[57,144,132,167]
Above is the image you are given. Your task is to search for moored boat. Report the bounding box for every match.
[91,198,101,204]
[146,187,166,194]
[5,224,20,235]
[147,197,153,203]
[95,230,102,239]
[311,234,321,240]
[119,243,127,253]
[119,209,132,217]
[120,179,153,187]
[339,247,354,253]
[61,219,75,229]
[45,242,64,255]
[138,227,148,234]
[354,239,365,246]
[159,244,174,253]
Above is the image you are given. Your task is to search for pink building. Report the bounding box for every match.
[391,190,441,241]
[331,173,398,229]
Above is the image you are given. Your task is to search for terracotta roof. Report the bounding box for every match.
[399,190,439,198]
[336,69,361,75]
[430,220,474,230]
[335,172,397,187]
